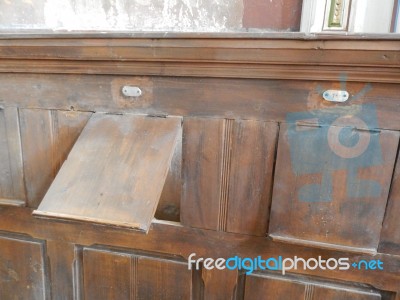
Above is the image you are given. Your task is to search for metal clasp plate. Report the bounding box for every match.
[323,90,349,103]
[122,86,142,97]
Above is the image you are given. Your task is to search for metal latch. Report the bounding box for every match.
[122,86,142,97]
[322,90,349,103]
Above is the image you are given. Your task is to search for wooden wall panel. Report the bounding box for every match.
[82,248,192,300]
[1,74,400,130]
[270,122,399,253]
[244,275,305,299]
[0,107,25,205]
[83,248,131,300]
[181,118,225,230]
[380,148,400,255]
[46,241,75,300]
[19,109,91,208]
[244,274,382,300]
[136,256,191,299]
[227,120,278,235]
[201,268,241,300]
[0,234,49,299]
[181,118,278,235]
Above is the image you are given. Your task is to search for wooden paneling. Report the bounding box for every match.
[136,256,191,299]
[82,248,192,300]
[380,148,400,255]
[244,275,305,299]
[34,114,182,231]
[181,118,278,235]
[0,206,400,293]
[46,241,75,300]
[19,109,91,207]
[0,234,49,299]
[244,274,382,300]
[202,268,240,300]
[181,117,225,230]
[0,107,25,205]
[83,248,131,300]
[269,122,399,253]
[1,75,400,130]
[227,120,278,235]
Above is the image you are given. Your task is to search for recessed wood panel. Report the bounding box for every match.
[270,121,399,253]
[83,248,131,300]
[34,114,182,231]
[244,275,305,299]
[136,256,191,299]
[19,109,91,208]
[181,118,278,235]
[0,234,49,299]
[0,107,25,205]
[82,248,192,300]
[244,274,382,300]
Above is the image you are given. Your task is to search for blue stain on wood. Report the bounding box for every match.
[286,104,382,202]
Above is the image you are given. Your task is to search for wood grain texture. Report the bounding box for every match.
[19,109,91,207]
[1,75,399,131]
[201,268,239,300]
[34,114,181,231]
[0,107,25,204]
[1,206,400,293]
[0,234,49,299]
[46,241,75,300]
[270,123,400,253]
[244,273,383,300]
[83,248,131,300]
[0,37,398,83]
[181,118,225,230]
[82,247,192,300]
[380,146,400,255]
[227,120,278,235]
[244,275,305,299]
[181,118,279,235]
[136,256,191,299]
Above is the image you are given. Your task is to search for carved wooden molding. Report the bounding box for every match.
[0,34,399,83]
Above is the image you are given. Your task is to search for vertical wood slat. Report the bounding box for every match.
[19,109,91,208]
[181,117,278,235]
[379,145,400,255]
[46,241,75,300]
[0,107,25,205]
[181,118,225,230]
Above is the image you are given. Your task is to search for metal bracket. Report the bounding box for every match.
[122,86,142,97]
[323,90,349,103]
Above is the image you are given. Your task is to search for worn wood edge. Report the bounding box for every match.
[0,31,399,40]
[0,198,25,207]
[32,210,147,232]
[269,234,378,255]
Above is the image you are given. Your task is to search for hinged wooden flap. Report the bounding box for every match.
[33,113,181,232]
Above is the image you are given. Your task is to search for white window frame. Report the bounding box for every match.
[301,0,398,34]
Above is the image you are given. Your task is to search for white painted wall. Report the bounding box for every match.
[0,0,243,32]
